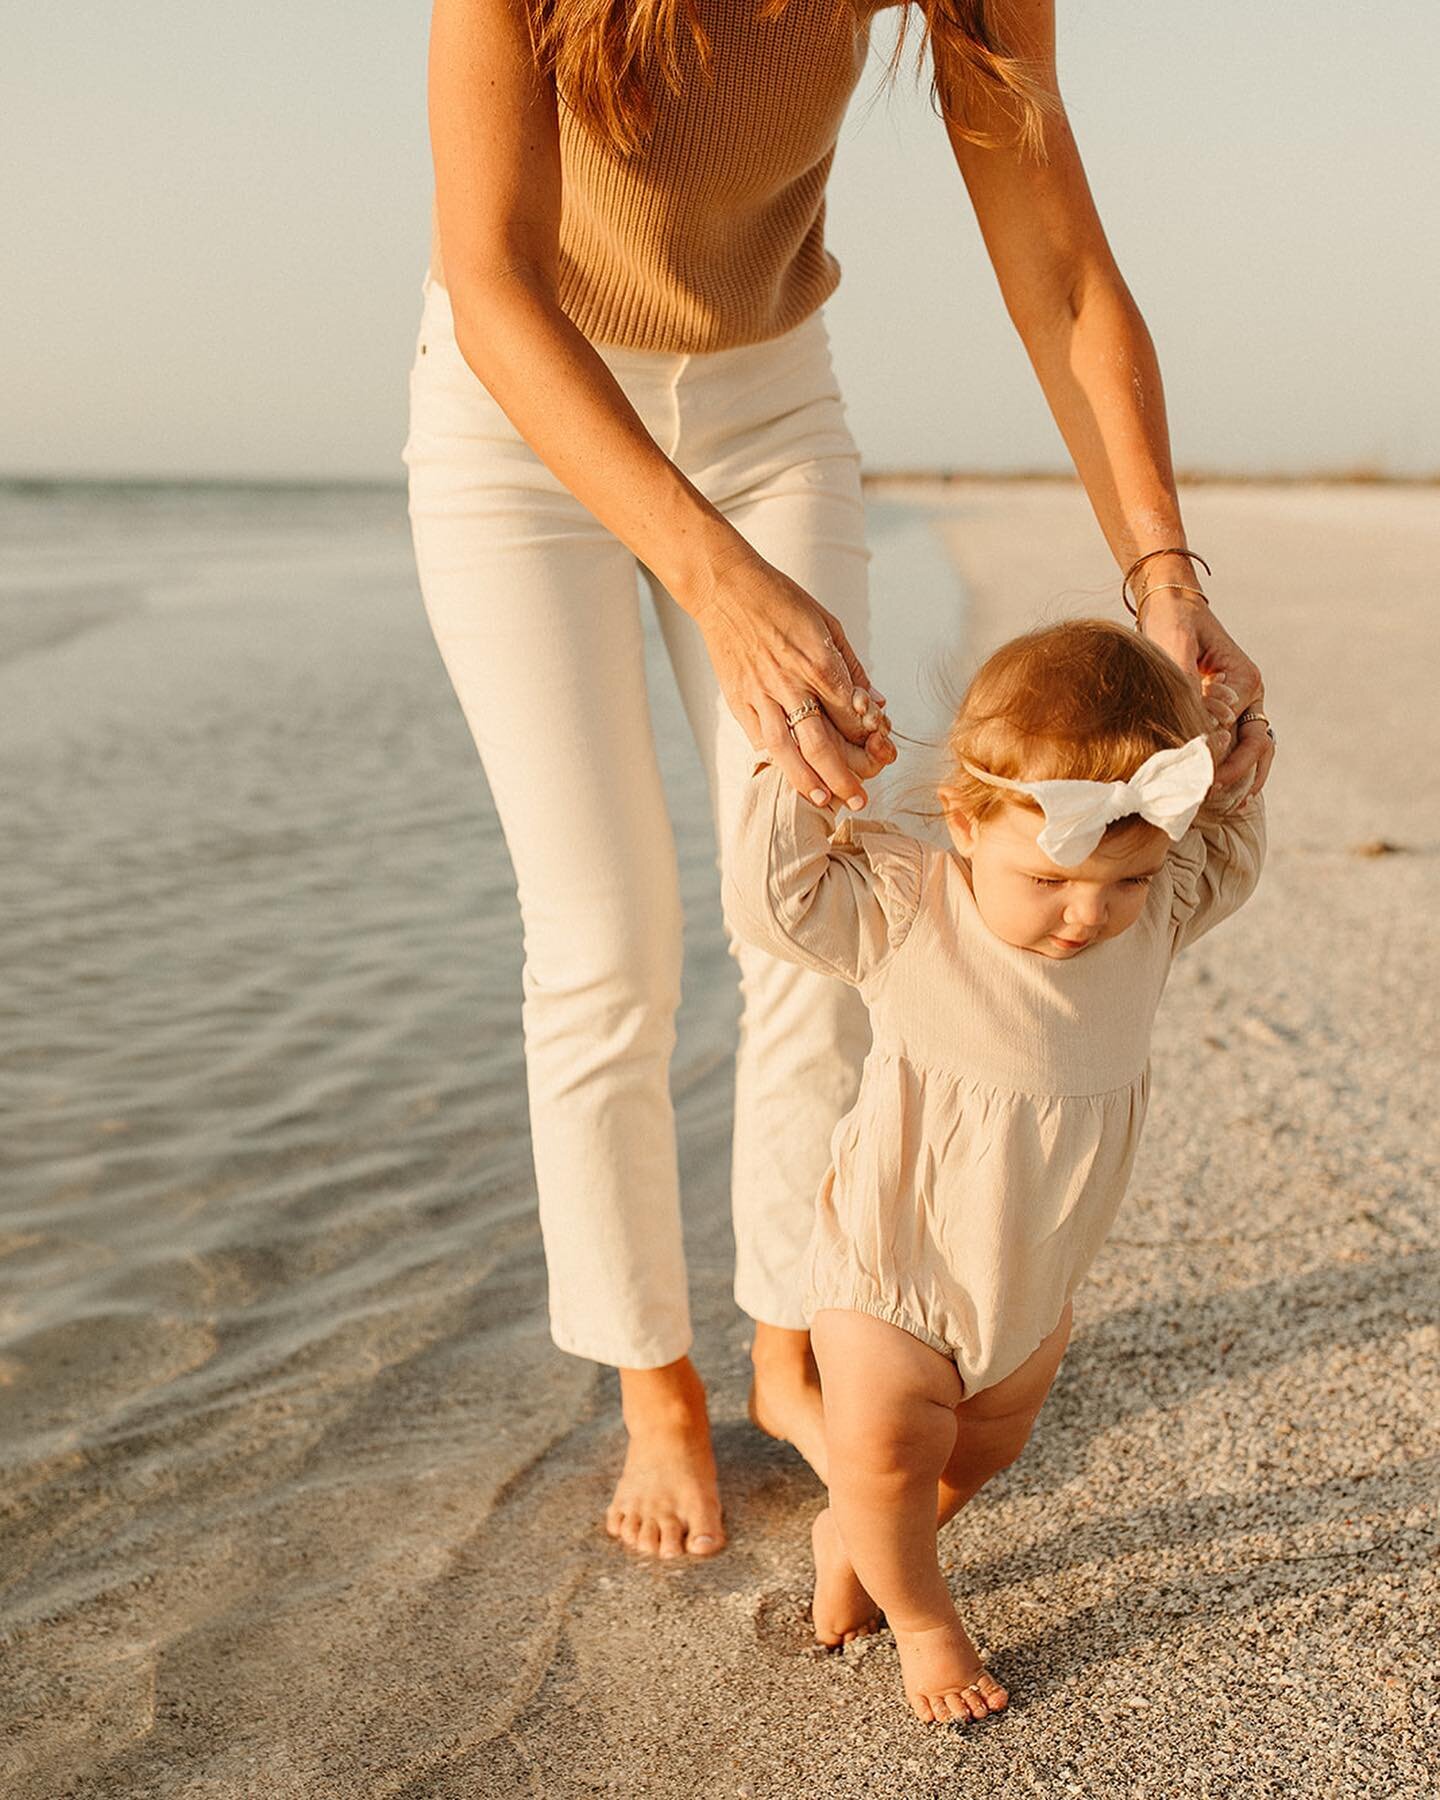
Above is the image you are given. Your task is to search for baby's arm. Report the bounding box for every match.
[1169,771,1268,953]
[722,758,925,986]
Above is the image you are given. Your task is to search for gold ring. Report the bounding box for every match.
[1236,707,1275,742]
[785,697,822,730]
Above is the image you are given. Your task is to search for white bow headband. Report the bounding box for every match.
[960,734,1215,867]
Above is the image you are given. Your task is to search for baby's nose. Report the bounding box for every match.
[1066,894,1107,928]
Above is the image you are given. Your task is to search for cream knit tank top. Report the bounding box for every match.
[429,0,889,352]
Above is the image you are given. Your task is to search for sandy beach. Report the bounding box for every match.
[2,478,1436,1797]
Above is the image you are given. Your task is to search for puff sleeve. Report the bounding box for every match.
[1167,780,1267,954]
[721,758,926,986]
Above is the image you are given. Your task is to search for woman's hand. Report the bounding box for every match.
[1142,593,1274,799]
[691,545,897,809]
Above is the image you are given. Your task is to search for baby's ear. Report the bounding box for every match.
[938,788,979,854]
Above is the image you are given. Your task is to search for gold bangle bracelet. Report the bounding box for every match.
[1139,583,1208,603]
[1121,547,1213,617]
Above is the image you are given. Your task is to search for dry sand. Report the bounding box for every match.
[1,480,1436,1797]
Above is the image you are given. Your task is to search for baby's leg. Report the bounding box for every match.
[937,1299,1074,1529]
[811,1303,1076,1717]
[810,1309,1002,1723]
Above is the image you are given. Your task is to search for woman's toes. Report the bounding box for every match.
[910,1694,935,1723]
[657,1516,686,1558]
[634,1518,662,1556]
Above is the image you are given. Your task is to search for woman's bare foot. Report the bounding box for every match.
[605,1357,726,1559]
[747,1323,828,1482]
[892,1612,1009,1724]
[809,1506,882,1646]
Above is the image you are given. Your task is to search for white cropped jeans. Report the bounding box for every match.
[402,277,872,1368]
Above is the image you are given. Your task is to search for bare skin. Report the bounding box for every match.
[605,1320,840,1558]
[747,1322,831,1485]
[604,1358,725,1558]
[809,1303,1073,1723]
[810,1506,881,1645]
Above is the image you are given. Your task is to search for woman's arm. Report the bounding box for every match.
[940,0,1273,799]
[426,0,893,809]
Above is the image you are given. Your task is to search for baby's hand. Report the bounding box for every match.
[1200,672,1240,780]
[842,726,897,785]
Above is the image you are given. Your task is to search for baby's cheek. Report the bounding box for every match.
[1111,891,1150,936]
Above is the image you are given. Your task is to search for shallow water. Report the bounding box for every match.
[0,481,963,1791]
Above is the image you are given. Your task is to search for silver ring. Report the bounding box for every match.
[785,697,822,731]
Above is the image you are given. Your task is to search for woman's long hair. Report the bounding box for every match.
[525,0,1061,161]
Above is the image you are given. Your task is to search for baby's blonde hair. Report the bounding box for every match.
[905,619,1213,837]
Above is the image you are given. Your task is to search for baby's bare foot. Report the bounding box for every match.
[893,1613,1009,1724]
[748,1324,828,1483]
[809,1507,882,1646]
[605,1359,725,1559]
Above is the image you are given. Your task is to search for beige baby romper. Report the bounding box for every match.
[722,758,1267,1397]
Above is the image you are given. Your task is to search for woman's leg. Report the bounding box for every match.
[643,321,873,1479]
[404,283,723,1556]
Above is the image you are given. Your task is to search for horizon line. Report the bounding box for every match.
[2,467,1438,495]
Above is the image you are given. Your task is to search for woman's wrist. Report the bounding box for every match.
[656,507,760,624]
[1125,549,1210,607]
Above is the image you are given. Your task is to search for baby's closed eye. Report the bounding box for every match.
[1027,874,1154,888]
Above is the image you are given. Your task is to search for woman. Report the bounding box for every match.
[403,0,1273,1562]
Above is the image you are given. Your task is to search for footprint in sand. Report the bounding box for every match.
[752,1589,830,1658]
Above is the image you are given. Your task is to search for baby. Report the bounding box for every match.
[722,618,1267,1724]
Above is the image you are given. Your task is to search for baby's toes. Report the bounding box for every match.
[963,1685,994,1721]
[975,1672,1008,1712]
[950,1674,1007,1721]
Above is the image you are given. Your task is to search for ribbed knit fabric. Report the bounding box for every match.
[430,0,884,352]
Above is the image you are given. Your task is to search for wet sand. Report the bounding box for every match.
[1,479,1436,1796]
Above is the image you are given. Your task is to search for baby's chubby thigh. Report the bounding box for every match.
[810,1310,964,1484]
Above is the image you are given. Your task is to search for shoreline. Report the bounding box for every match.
[3,469,1438,496]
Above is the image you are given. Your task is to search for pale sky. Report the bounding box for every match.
[4,2,1437,480]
